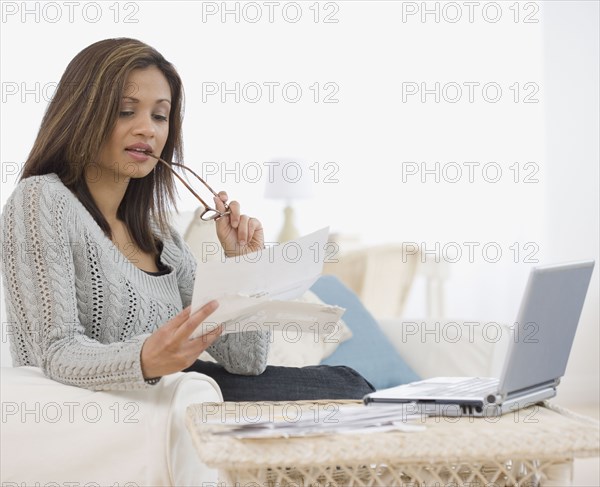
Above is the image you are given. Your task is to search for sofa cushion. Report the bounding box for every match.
[378,318,512,379]
[323,243,420,319]
[310,275,420,390]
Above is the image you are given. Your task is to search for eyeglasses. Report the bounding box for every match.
[148,153,231,221]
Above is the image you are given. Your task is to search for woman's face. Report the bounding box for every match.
[96,66,171,182]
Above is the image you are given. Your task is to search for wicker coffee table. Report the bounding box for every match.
[186,400,599,487]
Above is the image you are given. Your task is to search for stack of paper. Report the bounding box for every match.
[203,404,425,438]
[190,228,345,339]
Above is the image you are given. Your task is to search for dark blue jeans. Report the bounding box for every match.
[182,360,376,402]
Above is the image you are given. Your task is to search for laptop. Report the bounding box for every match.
[363,261,595,417]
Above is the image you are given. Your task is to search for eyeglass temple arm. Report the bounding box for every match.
[147,153,229,211]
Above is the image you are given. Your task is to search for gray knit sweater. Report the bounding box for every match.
[0,173,269,391]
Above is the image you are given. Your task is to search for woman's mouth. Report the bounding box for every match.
[125,145,152,162]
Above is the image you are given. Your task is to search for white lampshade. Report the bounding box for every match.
[264,157,315,201]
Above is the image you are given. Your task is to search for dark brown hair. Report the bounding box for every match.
[20,37,185,255]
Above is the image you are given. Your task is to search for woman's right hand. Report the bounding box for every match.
[140,301,223,380]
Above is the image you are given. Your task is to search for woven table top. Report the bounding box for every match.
[185,400,599,469]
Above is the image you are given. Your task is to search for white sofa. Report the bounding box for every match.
[1,368,223,486]
[0,211,509,486]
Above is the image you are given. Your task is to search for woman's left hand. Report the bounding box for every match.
[213,192,264,257]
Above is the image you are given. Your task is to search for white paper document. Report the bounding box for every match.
[206,404,425,438]
[190,227,345,339]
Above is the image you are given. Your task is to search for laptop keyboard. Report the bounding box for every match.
[418,378,499,397]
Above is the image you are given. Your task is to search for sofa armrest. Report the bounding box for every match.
[378,318,512,379]
[1,366,222,487]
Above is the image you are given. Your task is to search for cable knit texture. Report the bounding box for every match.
[0,173,269,391]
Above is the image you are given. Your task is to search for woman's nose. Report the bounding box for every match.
[132,114,156,137]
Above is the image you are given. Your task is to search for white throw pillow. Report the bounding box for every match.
[182,209,222,264]
[266,290,353,368]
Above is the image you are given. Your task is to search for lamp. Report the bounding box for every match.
[264,157,314,242]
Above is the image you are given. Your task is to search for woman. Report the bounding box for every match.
[0,38,374,400]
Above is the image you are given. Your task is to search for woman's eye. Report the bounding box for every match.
[119,110,167,121]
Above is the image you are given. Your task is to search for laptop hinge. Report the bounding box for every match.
[503,379,559,401]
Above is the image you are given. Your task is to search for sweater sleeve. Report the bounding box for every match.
[172,226,270,375]
[0,178,152,391]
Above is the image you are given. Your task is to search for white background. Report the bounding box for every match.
[1,1,598,406]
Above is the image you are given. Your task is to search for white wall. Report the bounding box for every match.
[1,1,597,405]
[541,0,599,407]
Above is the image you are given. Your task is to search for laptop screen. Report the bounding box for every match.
[498,261,594,396]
